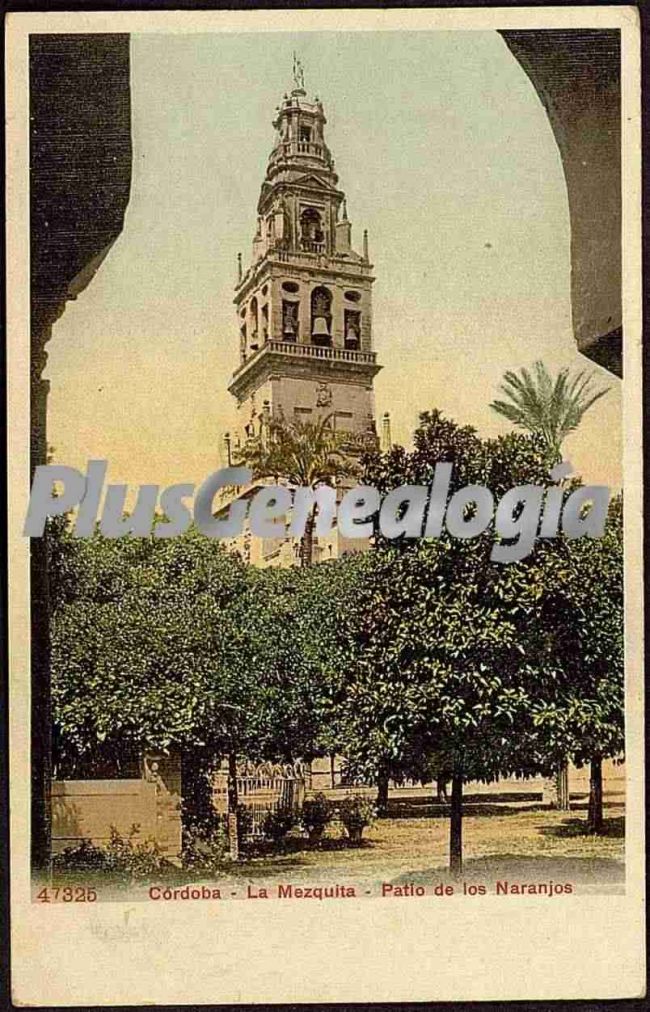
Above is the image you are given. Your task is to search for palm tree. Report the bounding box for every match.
[234,413,360,566]
[490,360,608,460]
[491,360,609,814]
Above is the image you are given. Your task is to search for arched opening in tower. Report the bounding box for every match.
[300,207,324,252]
[310,286,332,346]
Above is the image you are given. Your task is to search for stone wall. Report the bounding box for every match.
[52,779,158,855]
[51,751,182,863]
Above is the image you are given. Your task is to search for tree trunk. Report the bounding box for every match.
[544,761,571,809]
[556,761,570,811]
[226,751,240,861]
[299,514,315,567]
[449,772,463,876]
[376,768,389,817]
[587,756,604,834]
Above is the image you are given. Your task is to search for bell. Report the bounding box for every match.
[312,316,330,339]
[345,323,359,345]
[283,316,296,338]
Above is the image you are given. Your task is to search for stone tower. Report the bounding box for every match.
[228,77,381,448]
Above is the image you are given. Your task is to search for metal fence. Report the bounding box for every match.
[212,763,306,839]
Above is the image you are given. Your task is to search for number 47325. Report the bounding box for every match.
[36,886,97,903]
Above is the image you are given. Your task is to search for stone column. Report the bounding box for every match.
[143,751,183,863]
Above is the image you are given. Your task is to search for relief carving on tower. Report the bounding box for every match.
[315,382,332,408]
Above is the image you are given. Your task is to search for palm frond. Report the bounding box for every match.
[491,360,608,454]
[234,411,359,489]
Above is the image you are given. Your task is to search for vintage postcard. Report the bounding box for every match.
[6,6,644,1005]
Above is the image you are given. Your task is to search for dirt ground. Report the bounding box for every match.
[224,784,625,894]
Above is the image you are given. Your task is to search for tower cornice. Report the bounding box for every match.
[258,176,343,216]
[228,340,381,404]
[234,251,374,304]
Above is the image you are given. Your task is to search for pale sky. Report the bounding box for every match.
[47,30,621,491]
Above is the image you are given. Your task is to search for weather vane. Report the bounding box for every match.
[292,51,305,90]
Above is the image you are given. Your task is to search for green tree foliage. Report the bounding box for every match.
[332,542,564,872]
[48,524,330,776]
[49,525,252,774]
[362,408,551,542]
[490,359,612,810]
[48,518,356,859]
[223,564,341,762]
[47,403,623,868]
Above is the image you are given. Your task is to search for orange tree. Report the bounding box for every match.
[48,522,331,857]
[49,525,252,775]
[330,410,620,872]
[525,494,624,833]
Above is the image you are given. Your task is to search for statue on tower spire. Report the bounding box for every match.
[292,51,305,91]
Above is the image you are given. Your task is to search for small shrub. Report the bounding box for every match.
[182,819,229,873]
[301,793,333,844]
[261,808,295,846]
[103,825,171,879]
[52,838,108,872]
[53,825,172,881]
[338,794,376,845]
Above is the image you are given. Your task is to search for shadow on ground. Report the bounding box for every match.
[388,853,625,889]
[386,792,627,821]
[387,792,554,820]
[539,816,625,839]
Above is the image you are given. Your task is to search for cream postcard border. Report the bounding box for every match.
[7,7,644,1004]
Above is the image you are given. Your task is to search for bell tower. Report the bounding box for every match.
[228,64,381,447]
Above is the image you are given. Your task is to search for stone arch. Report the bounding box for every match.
[499,29,622,376]
[300,206,325,248]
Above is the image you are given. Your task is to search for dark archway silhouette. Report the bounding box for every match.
[500,29,622,376]
[29,33,132,868]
